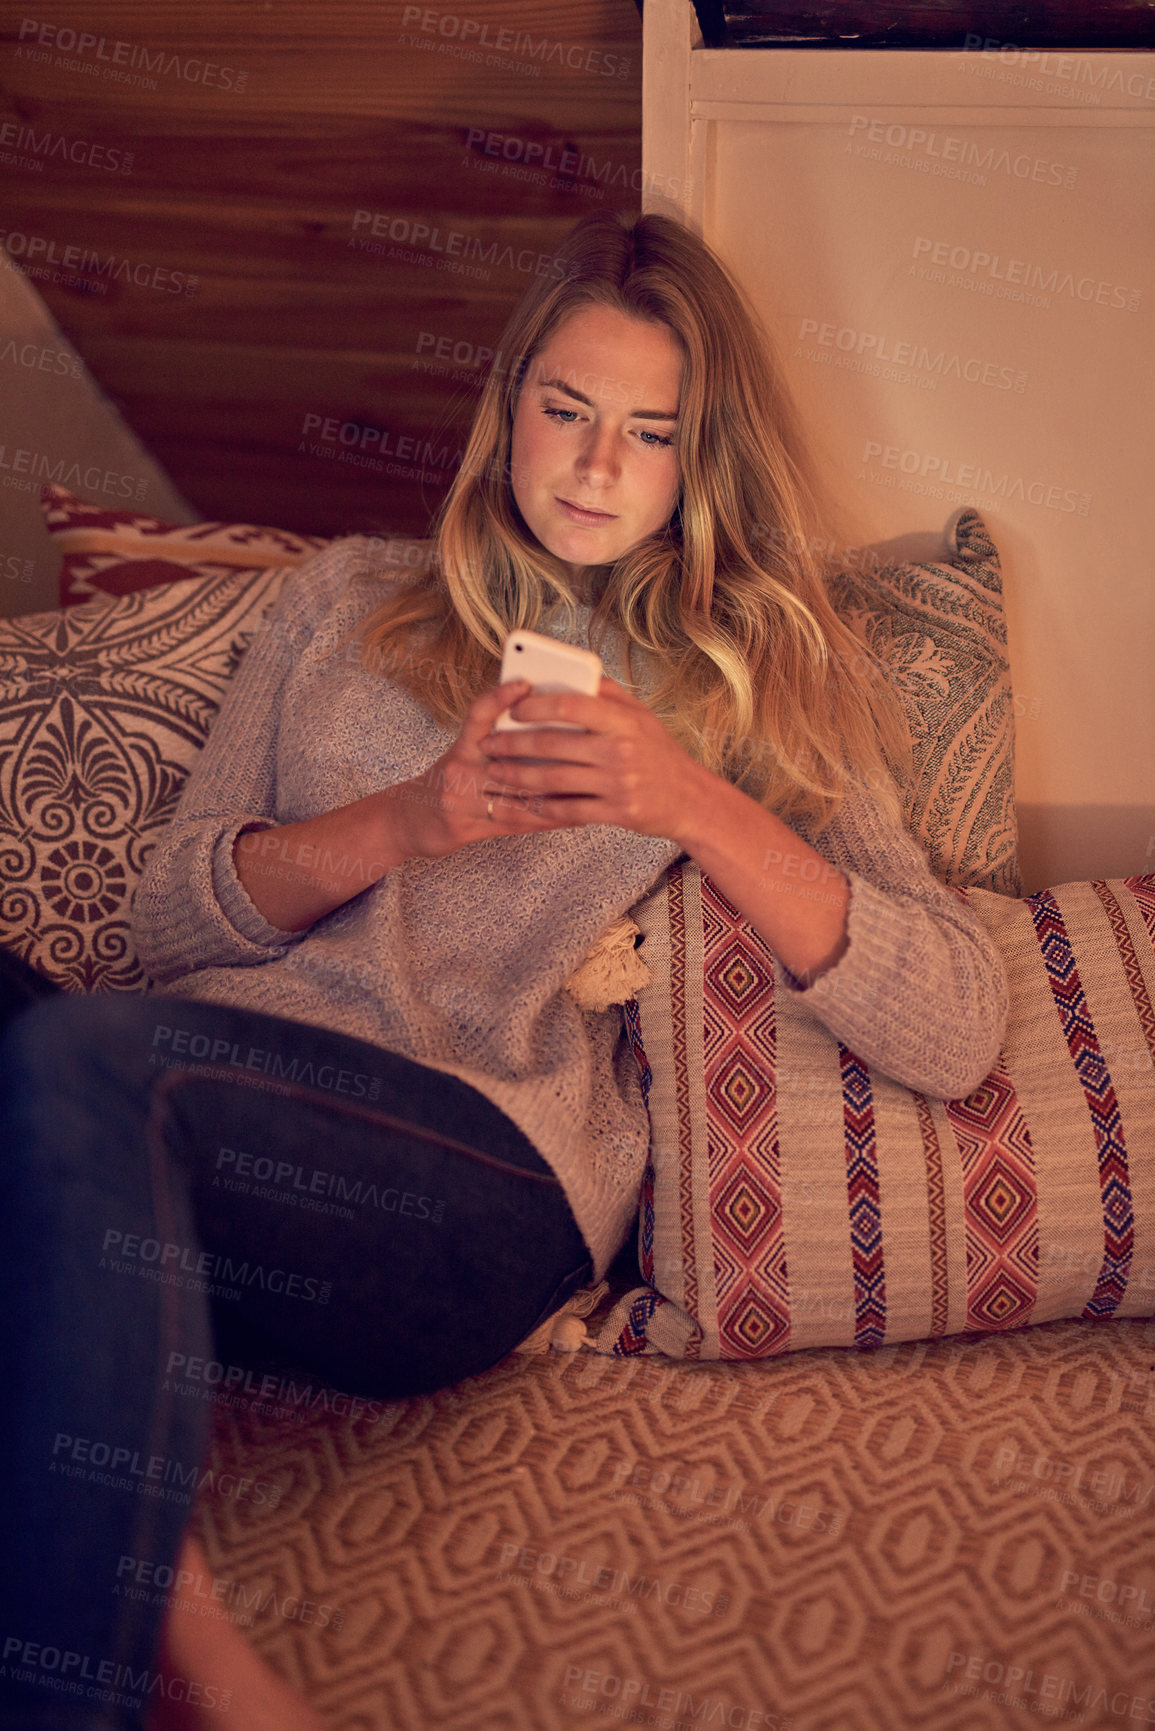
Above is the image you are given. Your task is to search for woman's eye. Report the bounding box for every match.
[539,406,673,448]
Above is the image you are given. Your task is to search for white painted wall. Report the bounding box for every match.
[643,4,1155,890]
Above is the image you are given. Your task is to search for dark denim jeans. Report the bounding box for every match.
[0,952,592,1728]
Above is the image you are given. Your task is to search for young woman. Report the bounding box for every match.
[0,211,1008,1730]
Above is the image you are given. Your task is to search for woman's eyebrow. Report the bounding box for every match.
[538,375,678,421]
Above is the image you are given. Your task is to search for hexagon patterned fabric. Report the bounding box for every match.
[191,1313,1155,1728]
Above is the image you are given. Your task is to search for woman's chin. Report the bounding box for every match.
[552,526,630,571]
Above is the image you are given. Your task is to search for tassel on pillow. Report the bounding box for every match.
[513,1279,610,1354]
[565,915,651,1011]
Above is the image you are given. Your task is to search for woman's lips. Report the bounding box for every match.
[556,497,617,525]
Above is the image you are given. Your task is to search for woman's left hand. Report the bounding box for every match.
[478,676,706,841]
[484,675,855,989]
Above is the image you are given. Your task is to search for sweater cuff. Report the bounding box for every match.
[211,821,306,949]
[775,868,1006,1099]
[777,869,902,1019]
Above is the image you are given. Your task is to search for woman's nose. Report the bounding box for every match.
[575,422,619,485]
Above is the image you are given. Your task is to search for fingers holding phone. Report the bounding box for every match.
[483,636,703,840]
[398,621,696,845]
[480,629,613,820]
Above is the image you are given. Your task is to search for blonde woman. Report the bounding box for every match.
[0,212,1007,1730]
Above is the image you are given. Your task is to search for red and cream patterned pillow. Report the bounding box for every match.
[594,867,1155,1359]
[41,484,329,607]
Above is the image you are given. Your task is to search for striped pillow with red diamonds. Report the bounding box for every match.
[595,866,1155,1360]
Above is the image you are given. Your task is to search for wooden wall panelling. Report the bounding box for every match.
[0,1,645,537]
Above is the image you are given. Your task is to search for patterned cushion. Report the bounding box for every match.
[829,507,1019,895]
[595,866,1155,1359]
[0,567,290,991]
[41,484,328,608]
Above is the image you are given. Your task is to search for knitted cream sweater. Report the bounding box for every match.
[131,540,1009,1279]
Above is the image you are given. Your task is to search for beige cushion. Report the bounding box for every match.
[830,506,1020,896]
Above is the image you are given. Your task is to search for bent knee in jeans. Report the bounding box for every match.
[2,989,594,1400]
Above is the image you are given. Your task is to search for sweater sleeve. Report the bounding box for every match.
[130,542,370,985]
[780,780,1010,1099]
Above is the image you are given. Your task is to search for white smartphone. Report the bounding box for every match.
[494,629,603,732]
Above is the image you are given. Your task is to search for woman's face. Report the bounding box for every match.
[510,304,682,580]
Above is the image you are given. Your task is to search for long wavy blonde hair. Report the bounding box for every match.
[356,211,909,832]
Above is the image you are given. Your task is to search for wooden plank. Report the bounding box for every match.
[137,433,462,539]
[75,334,489,416]
[0,128,645,236]
[0,191,622,390]
[3,0,640,58]
[2,1,642,125]
[80,334,487,533]
[149,460,457,542]
[0,117,643,209]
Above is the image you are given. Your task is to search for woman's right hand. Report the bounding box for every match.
[387,679,559,860]
[232,681,560,934]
